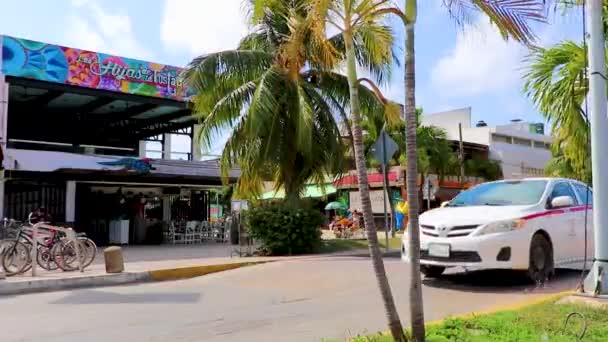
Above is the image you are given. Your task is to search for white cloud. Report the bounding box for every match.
[430,17,528,98]
[64,0,153,60]
[160,0,249,57]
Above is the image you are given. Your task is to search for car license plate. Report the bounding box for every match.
[428,243,450,258]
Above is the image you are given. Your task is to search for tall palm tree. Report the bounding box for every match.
[183,0,388,203]
[401,1,547,340]
[305,1,407,340]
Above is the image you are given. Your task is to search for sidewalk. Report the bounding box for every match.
[0,243,278,295]
[0,241,399,295]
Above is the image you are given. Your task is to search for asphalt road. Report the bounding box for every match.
[0,256,580,342]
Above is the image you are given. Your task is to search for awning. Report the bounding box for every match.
[261,184,337,199]
[334,171,400,188]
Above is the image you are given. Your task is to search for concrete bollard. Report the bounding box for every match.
[104,246,124,274]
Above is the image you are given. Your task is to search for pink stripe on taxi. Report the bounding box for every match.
[522,205,592,221]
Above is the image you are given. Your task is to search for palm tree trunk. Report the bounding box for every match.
[404,0,426,340]
[344,30,406,342]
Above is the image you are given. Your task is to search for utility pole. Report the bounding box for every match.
[458,123,465,188]
[583,0,608,296]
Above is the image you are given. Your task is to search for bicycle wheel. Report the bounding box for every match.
[1,240,31,276]
[36,245,59,271]
[79,237,97,269]
[52,240,86,272]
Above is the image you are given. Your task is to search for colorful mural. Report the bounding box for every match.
[1,35,193,101]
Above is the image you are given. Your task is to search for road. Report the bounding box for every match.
[0,256,580,342]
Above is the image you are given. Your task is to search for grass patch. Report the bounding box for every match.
[349,299,608,341]
[318,235,402,254]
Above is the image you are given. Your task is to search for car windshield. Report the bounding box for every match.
[448,180,548,207]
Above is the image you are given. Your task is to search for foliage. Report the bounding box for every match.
[523,40,591,183]
[465,157,502,181]
[244,200,324,255]
[348,300,608,341]
[523,1,608,183]
[440,0,547,46]
[183,0,388,202]
[381,109,456,182]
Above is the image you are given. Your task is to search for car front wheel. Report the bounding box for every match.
[421,265,445,278]
[528,233,554,284]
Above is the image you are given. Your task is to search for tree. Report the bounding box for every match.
[522,1,608,183]
[400,2,546,340]
[183,0,387,203]
[306,0,407,340]
[523,41,598,183]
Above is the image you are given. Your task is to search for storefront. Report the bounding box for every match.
[0,35,239,244]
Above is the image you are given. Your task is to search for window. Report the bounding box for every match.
[533,141,551,150]
[448,180,548,207]
[549,182,578,206]
[492,134,511,144]
[169,134,192,160]
[513,137,532,146]
[144,141,163,159]
[573,183,593,206]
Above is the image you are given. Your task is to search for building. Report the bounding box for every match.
[0,35,239,244]
[421,107,552,179]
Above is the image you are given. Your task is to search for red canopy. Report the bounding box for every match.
[334,171,399,187]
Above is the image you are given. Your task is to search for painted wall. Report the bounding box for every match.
[490,142,551,178]
[1,35,193,101]
[421,107,472,141]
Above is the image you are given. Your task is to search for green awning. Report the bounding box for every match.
[261,184,337,199]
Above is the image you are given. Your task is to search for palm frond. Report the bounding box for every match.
[523,39,590,181]
[442,0,547,45]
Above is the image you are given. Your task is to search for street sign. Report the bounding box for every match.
[370,129,399,165]
[369,129,399,251]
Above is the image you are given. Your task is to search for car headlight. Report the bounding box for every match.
[476,219,525,236]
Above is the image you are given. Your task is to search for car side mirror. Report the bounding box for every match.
[440,201,450,208]
[551,196,574,209]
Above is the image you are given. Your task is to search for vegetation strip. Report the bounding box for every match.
[345,291,578,341]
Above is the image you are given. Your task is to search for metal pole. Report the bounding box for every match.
[458,123,465,188]
[584,0,608,296]
[381,132,389,252]
[31,223,40,277]
[427,179,431,210]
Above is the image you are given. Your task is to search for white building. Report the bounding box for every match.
[421,107,553,179]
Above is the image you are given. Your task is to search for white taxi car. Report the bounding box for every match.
[401,178,593,281]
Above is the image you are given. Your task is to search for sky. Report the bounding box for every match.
[0,0,586,153]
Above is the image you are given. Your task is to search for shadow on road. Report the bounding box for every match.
[422,269,583,294]
[50,290,202,305]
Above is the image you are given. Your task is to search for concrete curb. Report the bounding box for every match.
[0,261,268,296]
[0,272,151,296]
[148,261,268,281]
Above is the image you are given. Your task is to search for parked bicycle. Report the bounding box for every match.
[0,211,97,276]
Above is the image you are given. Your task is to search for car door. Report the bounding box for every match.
[571,182,594,266]
[545,181,579,268]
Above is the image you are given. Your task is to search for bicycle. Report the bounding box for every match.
[1,213,98,275]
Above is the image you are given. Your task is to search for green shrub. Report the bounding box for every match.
[244,201,323,255]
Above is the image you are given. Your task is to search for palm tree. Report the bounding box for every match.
[401,1,547,339]
[303,0,407,340]
[523,40,594,183]
[183,0,388,203]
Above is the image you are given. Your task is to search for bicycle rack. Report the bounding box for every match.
[30,222,83,277]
